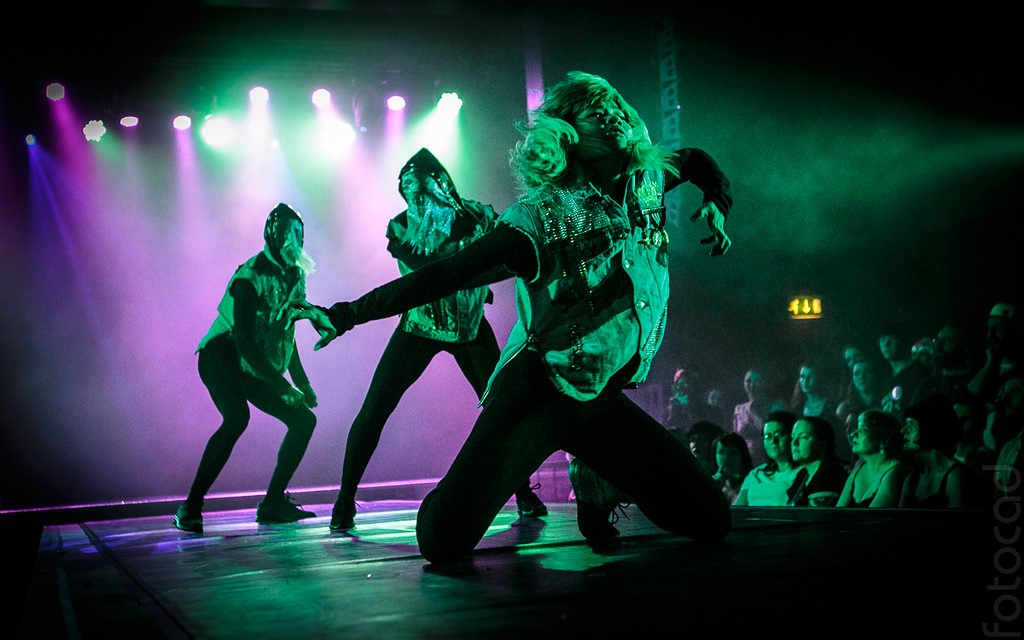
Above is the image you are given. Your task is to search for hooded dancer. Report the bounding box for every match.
[173,203,333,533]
[326,148,547,532]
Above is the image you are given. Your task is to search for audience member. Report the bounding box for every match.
[985,375,1024,459]
[992,406,1023,503]
[836,410,913,508]
[664,365,727,434]
[838,343,869,399]
[967,302,1023,410]
[877,320,931,419]
[951,391,997,490]
[684,420,726,476]
[732,367,786,468]
[787,415,849,507]
[712,432,752,505]
[835,358,889,466]
[899,393,985,509]
[789,360,849,464]
[915,323,977,400]
[734,410,801,506]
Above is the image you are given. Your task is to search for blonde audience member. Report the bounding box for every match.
[837,410,913,508]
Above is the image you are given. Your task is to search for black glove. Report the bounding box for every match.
[325,302,356,334]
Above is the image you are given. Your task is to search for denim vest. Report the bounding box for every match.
[392,201,495,344]
[488,170,670,401]
[196,248,304,375]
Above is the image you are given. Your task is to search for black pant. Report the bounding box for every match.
[186,336,316,503]
[416,350,731,563]
[340,318,535,498]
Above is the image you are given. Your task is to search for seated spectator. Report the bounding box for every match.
[993,418,1023,503]
[985,374,1024,453]
[899,393,986,509]
[835,358,890,468]
[712,432,752,505]
[665,365,727,435]
[733,367,787,468]
[789,361,849,465]
[968,302,1023,412]
[877,320,932,419]
[787,416,850,507]
[837,410,914,508]
[684,420,726,476]
[734,411,801,506]
[951,391,997,490]
[989,375,1024,503]
[915,323,977,401]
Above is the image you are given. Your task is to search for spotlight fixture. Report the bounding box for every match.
[120,116,140,127]
[83,120,106,142]
[45,83,65,101]
[25,134,37,146]
[311,88,332,108]
[173,115,192,130]
[386,95,406,111]
[437,92,463,112]
[249,86,269,105]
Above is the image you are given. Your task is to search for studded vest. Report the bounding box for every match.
[196,248,305,376]
[389,200,496,343]
[488,169,670,401]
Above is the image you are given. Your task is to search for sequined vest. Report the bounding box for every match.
[196,248,305,375]
[392,201,494,343]
[487,169,670,401]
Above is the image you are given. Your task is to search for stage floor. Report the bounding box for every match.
[4,493,1010,639]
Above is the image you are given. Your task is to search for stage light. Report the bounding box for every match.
[316,119,356,157]
[250,86,269,105]
[437,92,463,113]
[25,134,37,146]
[173,115,192,130]
[386,95,406,111]
[200,115,236,148]
[83,120,106,142]
[312,88,332,108]
[120,116,139,127]
[46,83,65,101]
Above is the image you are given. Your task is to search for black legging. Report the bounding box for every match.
[416,349,732,563]
[186,336,316,503]
[338,317,537,500]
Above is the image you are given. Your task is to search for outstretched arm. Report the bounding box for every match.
[310,223,534,349]
[667,148,733,257]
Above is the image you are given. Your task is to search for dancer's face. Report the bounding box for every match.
[278,219,304,267]
[574,99,632,161]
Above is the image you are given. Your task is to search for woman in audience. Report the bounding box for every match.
[790,361,849,464]
[835,359,890,467]
[733,367,785,468]
[712,432,752,505]
[685,420,726,476]
[899,393,985,509]
[734,410,801,506]
[837,409,913,507]
[787,415,849,507]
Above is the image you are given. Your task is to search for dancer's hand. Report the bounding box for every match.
[296,382,318,408]
[691,201,731,256]
[289,302,338,348]
[314,302,355,351]
[282,385,306,407]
